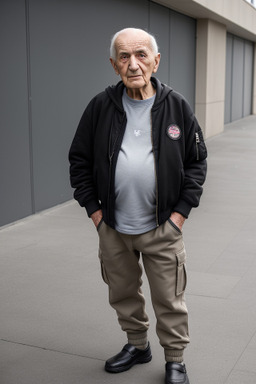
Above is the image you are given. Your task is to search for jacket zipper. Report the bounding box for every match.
[107,155,113,225]
[195,132,200,160]
[151,111,159,227]
[107,113,126,227]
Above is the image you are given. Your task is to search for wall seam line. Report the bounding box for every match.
[25,0,35,214]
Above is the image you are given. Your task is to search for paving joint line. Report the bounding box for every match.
[224,328,256,383]
[0,338,104,362]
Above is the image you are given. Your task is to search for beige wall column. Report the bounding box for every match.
[253,42,256,115]
[195,19,226,138]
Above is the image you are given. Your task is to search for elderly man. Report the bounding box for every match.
[69,28,207,384]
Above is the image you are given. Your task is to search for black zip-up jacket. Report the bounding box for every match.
[69,77,207,228]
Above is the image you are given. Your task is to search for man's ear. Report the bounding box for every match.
[153,53,161,74]
[110,58,120,76]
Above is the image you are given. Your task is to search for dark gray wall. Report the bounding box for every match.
[0,0,196,226]
[225,33,254,124]
[169,11,196,107]
[0,0,33,224]
[149,3,196,107]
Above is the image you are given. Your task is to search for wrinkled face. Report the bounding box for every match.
[110,30,160,93]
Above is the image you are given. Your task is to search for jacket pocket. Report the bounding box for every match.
[175,248,187,296]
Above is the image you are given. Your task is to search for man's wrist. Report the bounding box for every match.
[170,212,186,230]
[90,209,103,228]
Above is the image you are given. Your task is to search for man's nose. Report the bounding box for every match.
[128,55,139,71]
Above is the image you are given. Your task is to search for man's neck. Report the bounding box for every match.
[126,82,156,100]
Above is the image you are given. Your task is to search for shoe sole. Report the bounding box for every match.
[165,375,190,384]
[105,354,152,373]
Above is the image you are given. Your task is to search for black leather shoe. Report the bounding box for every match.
[105,343,152,373]
[165,362,190,384]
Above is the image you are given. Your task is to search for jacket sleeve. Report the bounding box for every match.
[174,103,207,218]
[68,102,101,217]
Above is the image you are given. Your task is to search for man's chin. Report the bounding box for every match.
[126,79,146,89]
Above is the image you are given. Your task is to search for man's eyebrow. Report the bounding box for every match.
[118,48,148,56]
[135,49,147,54]
[118,51,130,55]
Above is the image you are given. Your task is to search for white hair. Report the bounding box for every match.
[110,28,159,60]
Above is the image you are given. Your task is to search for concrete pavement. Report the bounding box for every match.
[1,115,256,384]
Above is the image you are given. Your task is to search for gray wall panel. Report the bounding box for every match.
[169,11,196,108]
[149,4,196,109]
[225,34,253,124]
[224,34,233,123]
[0,0,32,226]
[149,2,170,85]
[243,41,253,116]
[231,37,244,121]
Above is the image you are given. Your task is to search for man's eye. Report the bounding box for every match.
[120,55,128,61]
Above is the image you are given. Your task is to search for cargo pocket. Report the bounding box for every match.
[98,248,109,285]
[175,248,187,296]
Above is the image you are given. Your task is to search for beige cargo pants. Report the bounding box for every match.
[97,219,189,363]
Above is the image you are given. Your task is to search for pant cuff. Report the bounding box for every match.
[165,349,184,363]
[127,331,148,347]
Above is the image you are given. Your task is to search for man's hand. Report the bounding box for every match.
[90,209,103,228]
[170,212,186,231]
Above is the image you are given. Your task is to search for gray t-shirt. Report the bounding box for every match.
[114,90,156,234]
